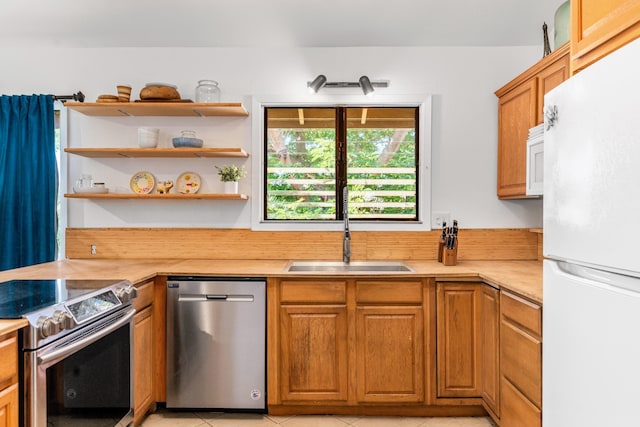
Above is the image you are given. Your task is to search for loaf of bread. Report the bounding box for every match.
[139,85,181,100]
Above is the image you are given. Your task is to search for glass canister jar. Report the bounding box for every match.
[554,0,570,49]
[195,80,221,103]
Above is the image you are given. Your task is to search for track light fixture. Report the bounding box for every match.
[359,76,374,96]
[307,75,389,95]
[308,74,327,93]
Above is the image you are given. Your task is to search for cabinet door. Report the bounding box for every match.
[571,0,640,73]
[497,79,538,199]
[436,283,482,397]
[279,305,348,402]
[0,384,18,427]
[355,306,424,403]
[500,377,541,427]
[480,286,500,418]
[134,307,154,425]
[536,54,570,124]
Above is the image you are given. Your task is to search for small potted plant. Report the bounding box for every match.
[216,164,246,194]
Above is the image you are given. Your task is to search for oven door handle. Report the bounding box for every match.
[38,308,136,365]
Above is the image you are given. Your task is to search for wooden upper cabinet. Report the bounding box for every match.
[570,0,640,73]
[536,53,571,124]
[497,79,537,199]
[495,44,569,199]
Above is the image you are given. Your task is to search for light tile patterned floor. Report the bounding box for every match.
[141,410,496,427]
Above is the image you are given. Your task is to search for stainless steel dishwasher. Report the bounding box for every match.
[166,277,266,411]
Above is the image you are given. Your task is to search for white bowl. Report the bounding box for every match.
[138,127,159,148]
[73,185,109,194]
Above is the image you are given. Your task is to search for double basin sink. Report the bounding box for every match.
[286,261,413,273]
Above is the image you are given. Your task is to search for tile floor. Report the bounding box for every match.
[141,409,497,427]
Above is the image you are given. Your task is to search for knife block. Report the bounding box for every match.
[437,238,445,262]
[443,247,458,266]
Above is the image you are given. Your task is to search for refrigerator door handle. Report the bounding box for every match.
[554,261,640,296]
[544,104,558,130]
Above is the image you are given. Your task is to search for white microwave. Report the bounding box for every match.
[526,137,544,196]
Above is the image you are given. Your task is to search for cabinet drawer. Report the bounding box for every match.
[133,279,154,311]
[356,280,423,304]
[501,320,541,408]
[500,376,541,427]
[0,333,18,386]
[280,280,346,304]
[501,291,541,336]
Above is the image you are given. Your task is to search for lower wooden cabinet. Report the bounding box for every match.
[279,305,348,402]
[500,376,541,427]
[500,291,542,427]
[0,384,18,427]
[436,283,482,398]
[0,332,18,427]
[269,276,542,422]
[480,286,500,419]
[356,306,424,403]
[271,278,430,408]
[133,280,155,426]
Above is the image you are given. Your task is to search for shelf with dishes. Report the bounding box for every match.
[67,170,248,201]
[64,193,249,200]
[65,147,249,158]
[65,102,249,117]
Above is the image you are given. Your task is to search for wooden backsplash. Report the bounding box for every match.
[65,228,539,261]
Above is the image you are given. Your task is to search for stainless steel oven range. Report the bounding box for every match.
[0,279,138,427]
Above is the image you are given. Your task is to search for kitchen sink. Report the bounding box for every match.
[286,261,413,273]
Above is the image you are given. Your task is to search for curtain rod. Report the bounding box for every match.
[52,91,85,102]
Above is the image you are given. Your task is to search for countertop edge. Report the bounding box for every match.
[0,259,543,311]
[0,319,29,336]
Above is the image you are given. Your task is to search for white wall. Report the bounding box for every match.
[0,45,544,229]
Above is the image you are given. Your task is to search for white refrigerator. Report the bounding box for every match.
[543,38,640,426]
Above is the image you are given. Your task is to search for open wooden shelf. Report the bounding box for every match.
[65,102,249,117]
[65,147,249,158]
[65,193,249,200]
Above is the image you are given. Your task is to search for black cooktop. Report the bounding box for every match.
[0,279,124,319]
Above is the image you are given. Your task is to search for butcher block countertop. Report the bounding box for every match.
[0,258,542,334]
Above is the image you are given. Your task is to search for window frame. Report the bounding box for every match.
[251,94,432,232]
[263,105,420,222]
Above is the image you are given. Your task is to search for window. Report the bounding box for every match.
[265,106,418,221]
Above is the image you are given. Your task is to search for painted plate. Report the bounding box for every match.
[130,171,155,194]
[176,171,201,194]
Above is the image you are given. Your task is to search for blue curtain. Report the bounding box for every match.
[0,95,57,271]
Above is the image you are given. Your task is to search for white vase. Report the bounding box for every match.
[223,181,238,194]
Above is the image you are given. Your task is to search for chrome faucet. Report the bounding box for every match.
[343,186,351,264]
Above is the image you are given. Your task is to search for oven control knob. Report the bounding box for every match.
[53,310,76,330]
[116,286,137,303]
[38,316,62,338]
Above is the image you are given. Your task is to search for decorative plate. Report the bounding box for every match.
[176,172,201,194]
[130,171,155,194]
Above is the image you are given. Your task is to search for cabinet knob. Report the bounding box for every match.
[545,105,558,130]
